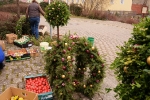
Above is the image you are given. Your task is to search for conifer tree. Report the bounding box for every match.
[111,17,150,100]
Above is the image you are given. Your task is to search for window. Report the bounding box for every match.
[121,0,124,4]
[110,0,114,4]
[82,0,85,3]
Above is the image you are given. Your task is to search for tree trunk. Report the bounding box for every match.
[16,0,20,19]
[57,26,59,40]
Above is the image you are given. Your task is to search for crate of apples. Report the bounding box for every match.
[25,74,53,100]
[25,76,51,94]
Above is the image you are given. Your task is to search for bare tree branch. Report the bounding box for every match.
[83,0,109,13]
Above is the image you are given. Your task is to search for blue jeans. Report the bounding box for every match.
[29,17,40,39]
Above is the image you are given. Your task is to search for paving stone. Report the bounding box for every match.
[18,82,25,89]
[7,74,16,80]
[32,58,41,65]
[9,65,18,69]
[5,62,13,67]
[0,86,4,93]
[0,75,7,81]
[22,60,31,65]
[2,79,11,85]
[37,70,45,74]
[5,84,17,89]
[18,65,26,69]
[27,70,37,75]
[12,78,22,84]
[18,73,27,78]
[23,67,32,72]
[13,61,23,66]
[13,69,23,74]
[31,65,43,71]
[34,61,44,66]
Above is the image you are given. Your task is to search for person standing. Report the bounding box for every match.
[26,0,45,39]
[0,47,5,69]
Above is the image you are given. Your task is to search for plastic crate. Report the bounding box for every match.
[14,41,33,48]
[38,91,53,100]
[5,53,30,62]
[24,74,53,100]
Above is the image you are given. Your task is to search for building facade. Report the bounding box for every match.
[21,0,150,14]
[61,0,132,11]
[106,0,132,11]
[132,0,150,14]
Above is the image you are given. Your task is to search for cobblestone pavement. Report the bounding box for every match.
[0,16,133,100]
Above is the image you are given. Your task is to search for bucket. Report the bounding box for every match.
[40,42,49,52]
[88,37,94,46]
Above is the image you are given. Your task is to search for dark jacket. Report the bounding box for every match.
[26,2,45,18]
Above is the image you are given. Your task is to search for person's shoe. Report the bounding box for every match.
[0,63,5,70]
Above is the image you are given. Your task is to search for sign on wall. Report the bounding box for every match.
[142,6,148,14]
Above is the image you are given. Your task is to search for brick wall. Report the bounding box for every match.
[132,0,150,11]
[131,4,148,14]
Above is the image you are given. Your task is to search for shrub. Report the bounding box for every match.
[0,13,18,39]
[45,0,70,40]
[81,9,89,17]
[111,17,150,100]
[118,16,140,24]
[30,34,52,46]
[0,2,28,14]
[70,3,83,16]
[106,13,118,21]
[15,16,31,38]
[87,10,101,19]
[0,22,10,40]
[125,17,140,24]
[0,1,6,6]
[40,2,48,12]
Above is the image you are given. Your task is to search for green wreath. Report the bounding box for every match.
[45,34,105,100]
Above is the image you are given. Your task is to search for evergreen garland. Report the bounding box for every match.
[111,17,150,100]
[45,34,105,100]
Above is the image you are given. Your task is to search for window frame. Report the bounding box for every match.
[110,0,114,4]
[121,0,124,4]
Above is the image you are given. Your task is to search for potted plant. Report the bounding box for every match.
[45,0,70,40]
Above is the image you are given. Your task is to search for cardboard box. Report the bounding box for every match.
[26,48,39,57]
[39,25,47,36]
[6,33,18,44]
[0,40,5,50]
[0,87,38,100]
